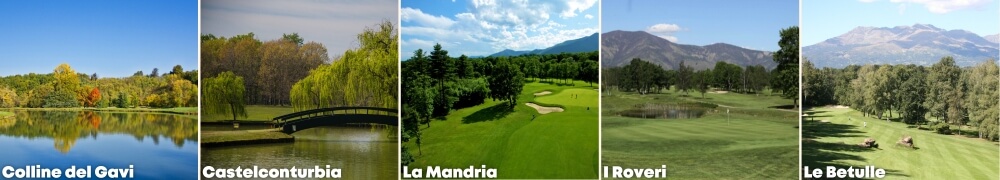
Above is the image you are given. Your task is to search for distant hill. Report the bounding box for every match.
[488,33,598,57]
[601,30,776,70]
[803,24,999,67]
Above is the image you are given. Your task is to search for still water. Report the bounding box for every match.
[201,125,398,179]
[0,110,198,179]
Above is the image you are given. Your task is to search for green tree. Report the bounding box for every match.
[282,33,304,46]
[171,65,184,75]
[925,57,965,130]
[204,71,247,121]
[488,59,524,107]
[676,61,693,94]
[896,65,928,125]
[772,26,799,106]
[965,60,999,140]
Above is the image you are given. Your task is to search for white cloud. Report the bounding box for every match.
[888,0,992,14]
[645,23,683,42]
[401,0,598,58]
[401,7,456,28]
[559,0,598,18]
[647,23,682,33]
[898,3,907,14]
[658,35,679,42]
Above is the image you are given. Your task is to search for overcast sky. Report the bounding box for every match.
[202,0,398,58]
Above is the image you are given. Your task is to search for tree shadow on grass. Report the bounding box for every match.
[769,104,796,110]
[802,112,911,178]
[462,103,514,124]
[803,119,866,139]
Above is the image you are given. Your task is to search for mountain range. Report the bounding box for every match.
[489,33,599,57]
[803,24,999,67]
[601,30,776,70]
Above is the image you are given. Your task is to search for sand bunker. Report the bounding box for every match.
[830,105,850,109]
[709,90,729,94]
[533,91,552,96]
[525,103,564,114]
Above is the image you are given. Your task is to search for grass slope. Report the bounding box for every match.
[602,88,798,179]
[803,107,999,179]
[405,80,598,179]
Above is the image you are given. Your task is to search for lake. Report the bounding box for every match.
[0,110,198,179]
[201,124,398,179]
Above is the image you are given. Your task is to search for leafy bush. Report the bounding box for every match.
[43,90,78,108]
[929,121,951,134]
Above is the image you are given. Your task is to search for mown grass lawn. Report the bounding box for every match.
[803,107,999,179]
[601,88,798,179]
[201,105,295,122]
[404,80,599,179]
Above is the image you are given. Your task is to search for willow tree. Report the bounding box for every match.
[204,71,247,121]
[290,20,397,110]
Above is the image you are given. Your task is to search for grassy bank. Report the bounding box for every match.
[201,105,295,122]
[803,107,999,179]
[201,129,293,147]
[404,80,599,179]
[601,88,798,179]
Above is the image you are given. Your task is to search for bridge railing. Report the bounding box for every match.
[272,106,397,125]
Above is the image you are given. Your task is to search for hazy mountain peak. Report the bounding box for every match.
[804,24,999,68]
[488,33,598,57]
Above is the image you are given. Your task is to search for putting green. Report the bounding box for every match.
[405,80,598,179]
[803,107,999,179]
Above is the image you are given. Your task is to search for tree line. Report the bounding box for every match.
[603,59,772,98]
[201,31,327,105]
[202,20,398,121]
[0,64,198,108]
[400,43,599,165]
[803,57,999,141]
[602,26,799,102]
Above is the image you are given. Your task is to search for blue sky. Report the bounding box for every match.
[401,0,599,59]
[0,1,197,77]
[602,0,798,52]
[202,0,397,59]
[803,0,1000,46]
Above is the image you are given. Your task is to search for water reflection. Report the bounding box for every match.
[0,110,198,153]
[202,125,398,179]
[0,110,198,179]
[618,104,709,119]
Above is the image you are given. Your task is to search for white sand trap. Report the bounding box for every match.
[709,90,729,94]
[533,91,552,96]
[829,105,850,109]
[525,103,564,114]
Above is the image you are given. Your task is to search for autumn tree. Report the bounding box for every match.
[85,87,100,107]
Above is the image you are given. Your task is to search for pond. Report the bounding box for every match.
[0,110,198,179]
[618,103,709,119]
[201,124,398,179]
